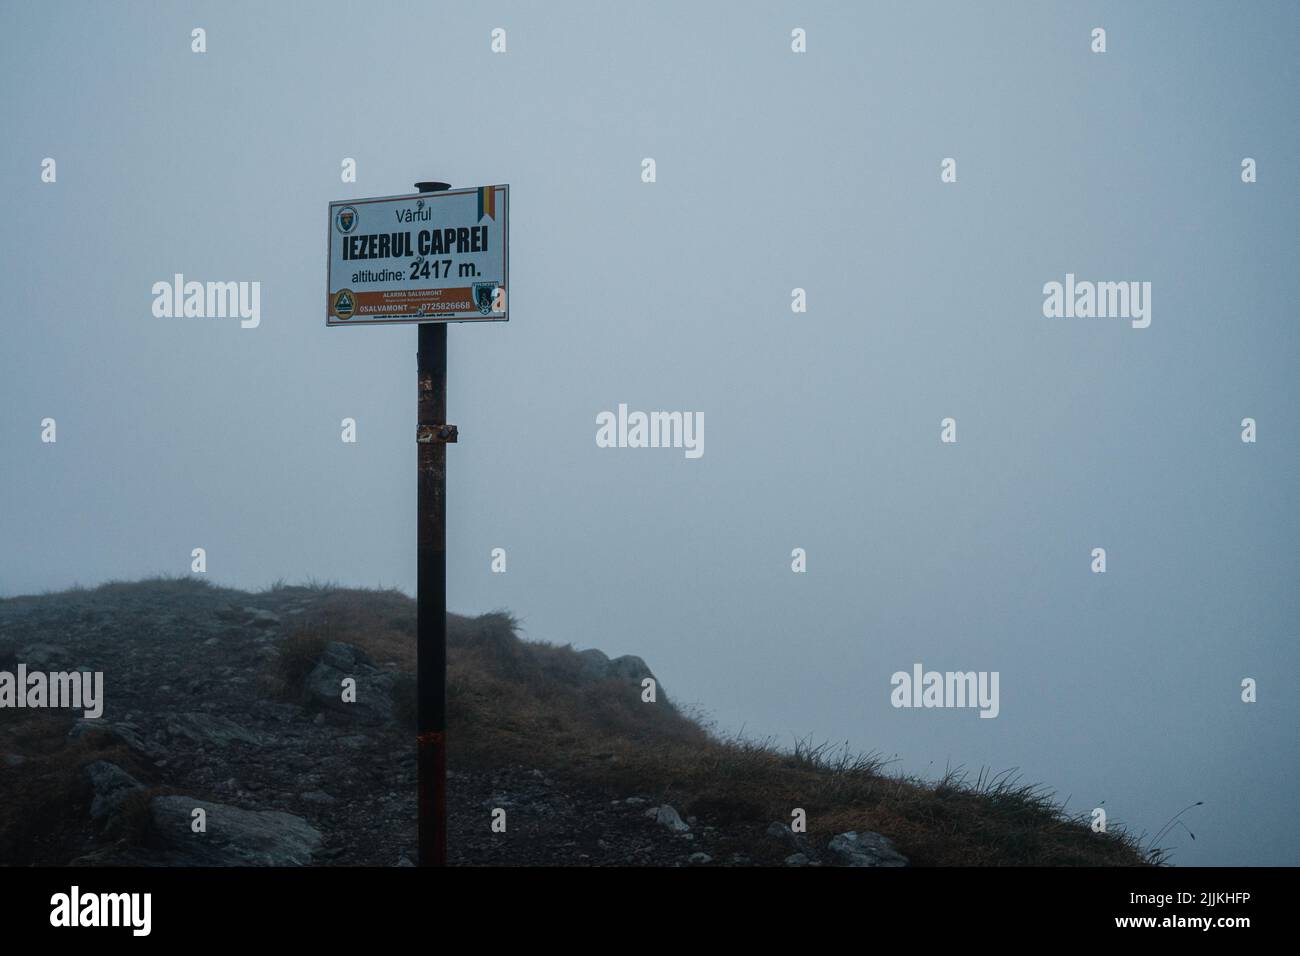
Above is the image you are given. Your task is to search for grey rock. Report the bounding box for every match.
[320,641,371,671]
[68,719,153,756]
[244,608,281,627]
[303,642,395,722]
[767,820,795,843]
[606,654,654,682]
[164,712,261,748]
[767,820,815,857]
[654,805,690,833]
[827,831,909,867]
[784,852,812,866]
[576,648,611,678]
[688,852,713,865]
[300,790,337,806]
[576,649,660,688]
[84,760,145,821]
[146,796,322,866]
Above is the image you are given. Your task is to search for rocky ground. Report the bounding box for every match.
[0,581,907,867]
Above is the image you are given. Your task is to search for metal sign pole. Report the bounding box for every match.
[415,179,455,867]
[327,176,504,864]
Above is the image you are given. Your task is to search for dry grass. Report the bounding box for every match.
[263,623,331,702]
[282,586,1153,866]
[0,710,154,864]
[297,588,417,669]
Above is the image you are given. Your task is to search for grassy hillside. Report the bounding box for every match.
[0,578,1157,866]
[276,583,1155,866]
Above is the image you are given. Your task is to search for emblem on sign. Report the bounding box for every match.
[335,206,358,234]
[473,282,496,315]
[333,289,356,320]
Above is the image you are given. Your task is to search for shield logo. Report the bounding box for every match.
[473,283,495,315]
[333,289,356,320]
[335,206,358,234]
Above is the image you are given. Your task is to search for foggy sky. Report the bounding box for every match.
[2,1,1297,865]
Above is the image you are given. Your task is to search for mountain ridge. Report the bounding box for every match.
[0,577,1154,866]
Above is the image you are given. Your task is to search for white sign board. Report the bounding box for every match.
[326,186,509,326]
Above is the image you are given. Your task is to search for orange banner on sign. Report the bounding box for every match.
[330,288,478,319]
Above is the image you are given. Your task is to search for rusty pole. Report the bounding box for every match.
[416,178,455,867]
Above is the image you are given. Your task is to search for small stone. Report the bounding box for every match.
[84,760,144,821]
[689,852,712,865]
[653,805,690,833]
[164,712,260,748]
[68,720,151,757]
[146,796,322,866]
[766,820,809,854]
[785,853,811,866]
[827,831,909,868]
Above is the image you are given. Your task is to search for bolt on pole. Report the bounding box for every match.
[416,178,453,867]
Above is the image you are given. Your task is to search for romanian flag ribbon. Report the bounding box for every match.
[477,186,496,222]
